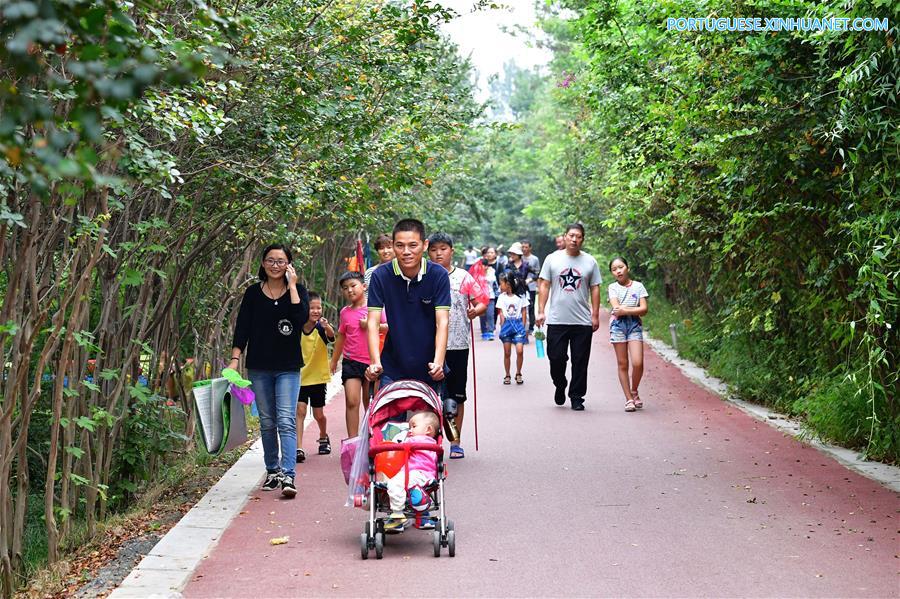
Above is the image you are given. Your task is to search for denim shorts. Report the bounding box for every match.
[499,318,527,344]
[609,316,643,343]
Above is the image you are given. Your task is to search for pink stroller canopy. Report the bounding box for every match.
[368,380,443,432]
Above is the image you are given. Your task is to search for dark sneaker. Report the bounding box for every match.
[296,448,306,463]
[554,388,566,406]
[317,436,331,455]
[281,475,297,498]
[571,399,585,411]
[261,472,282,491]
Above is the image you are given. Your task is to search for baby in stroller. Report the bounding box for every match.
[351,379,456,558]
[379,411,439,532]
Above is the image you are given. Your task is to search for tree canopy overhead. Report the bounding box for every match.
[0,0,483,591]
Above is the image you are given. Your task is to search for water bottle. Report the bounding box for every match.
[534,325,546,358]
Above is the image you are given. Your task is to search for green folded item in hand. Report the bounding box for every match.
[221,367,252,388]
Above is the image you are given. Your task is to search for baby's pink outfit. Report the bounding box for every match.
[381,435,438,512]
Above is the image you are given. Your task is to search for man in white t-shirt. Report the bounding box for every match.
[535,223,601,411]
[463,245,479,268]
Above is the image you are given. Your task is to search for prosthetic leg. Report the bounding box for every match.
[442,396,460,443]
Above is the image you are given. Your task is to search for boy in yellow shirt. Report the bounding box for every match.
[296,292,335,462]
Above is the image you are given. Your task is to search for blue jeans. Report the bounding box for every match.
[248,370,300,477]
[480,298,496,337]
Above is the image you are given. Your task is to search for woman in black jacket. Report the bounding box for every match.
[229,243,309,498]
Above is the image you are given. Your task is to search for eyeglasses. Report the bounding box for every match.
[264,259,288,267]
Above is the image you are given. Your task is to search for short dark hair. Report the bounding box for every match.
[565,223,585,237]
[308,291,321,302]
[374,234,392,250]
[608,257,629,271]
[339,271,364,285]
[427,232,453,247]
[393,218,426,241]
[257,243,293,281]
[521,239,531,246]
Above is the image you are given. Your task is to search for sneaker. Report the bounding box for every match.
[415,511,436,530]
[554,388,566,406]
[384,513,408,534]
[261,472,282,491]
[281,475,297,498]
[317,436,331,455]
[296,448,306,463]
[571,399,585,411]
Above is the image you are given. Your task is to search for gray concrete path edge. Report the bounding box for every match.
[109,374,344,599]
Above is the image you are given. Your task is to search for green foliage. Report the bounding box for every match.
[1,0,486,587]
[110,390,188,507]
[520,0,898,460]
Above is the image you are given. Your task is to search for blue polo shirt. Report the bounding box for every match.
[368,258,451,383]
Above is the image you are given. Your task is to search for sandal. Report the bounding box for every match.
[317,436,331,455]
[624,399,636,412]
[515,373,523,385]
[503,375,511,385]
[449,444,465,459]
[631,391,643,409]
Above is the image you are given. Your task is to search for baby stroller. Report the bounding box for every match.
[348,380,455,559]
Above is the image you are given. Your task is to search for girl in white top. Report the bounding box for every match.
[608,257,649,412]
[496,271,530,385]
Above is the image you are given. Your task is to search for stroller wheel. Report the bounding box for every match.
[360,533,369,560]
[433,530,441,557]
[374,532,384,559]
[447,529,456,557]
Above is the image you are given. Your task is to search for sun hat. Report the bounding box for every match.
[507,242,524,255]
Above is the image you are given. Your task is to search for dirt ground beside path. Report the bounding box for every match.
[184,321,899,598]
[24,449,250,599]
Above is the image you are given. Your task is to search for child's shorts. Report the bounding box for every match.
[341,358,368,382]
[444,349,469,404]
[499,318,527,344]
[298,383,327,408]
[610,316,643,343]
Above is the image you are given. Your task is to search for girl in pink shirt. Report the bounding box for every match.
[330,271,387,438]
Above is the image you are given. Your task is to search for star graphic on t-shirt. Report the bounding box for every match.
[559,268,582,292]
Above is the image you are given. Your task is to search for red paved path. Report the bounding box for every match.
[186,317,898,597]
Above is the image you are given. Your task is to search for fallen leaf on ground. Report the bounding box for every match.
[269,536,290,545]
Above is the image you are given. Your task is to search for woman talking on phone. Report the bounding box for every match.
[230,243,309,498]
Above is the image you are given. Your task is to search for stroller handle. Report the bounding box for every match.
[368,442,444,459]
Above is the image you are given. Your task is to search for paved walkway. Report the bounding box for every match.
[124,317,899,597]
